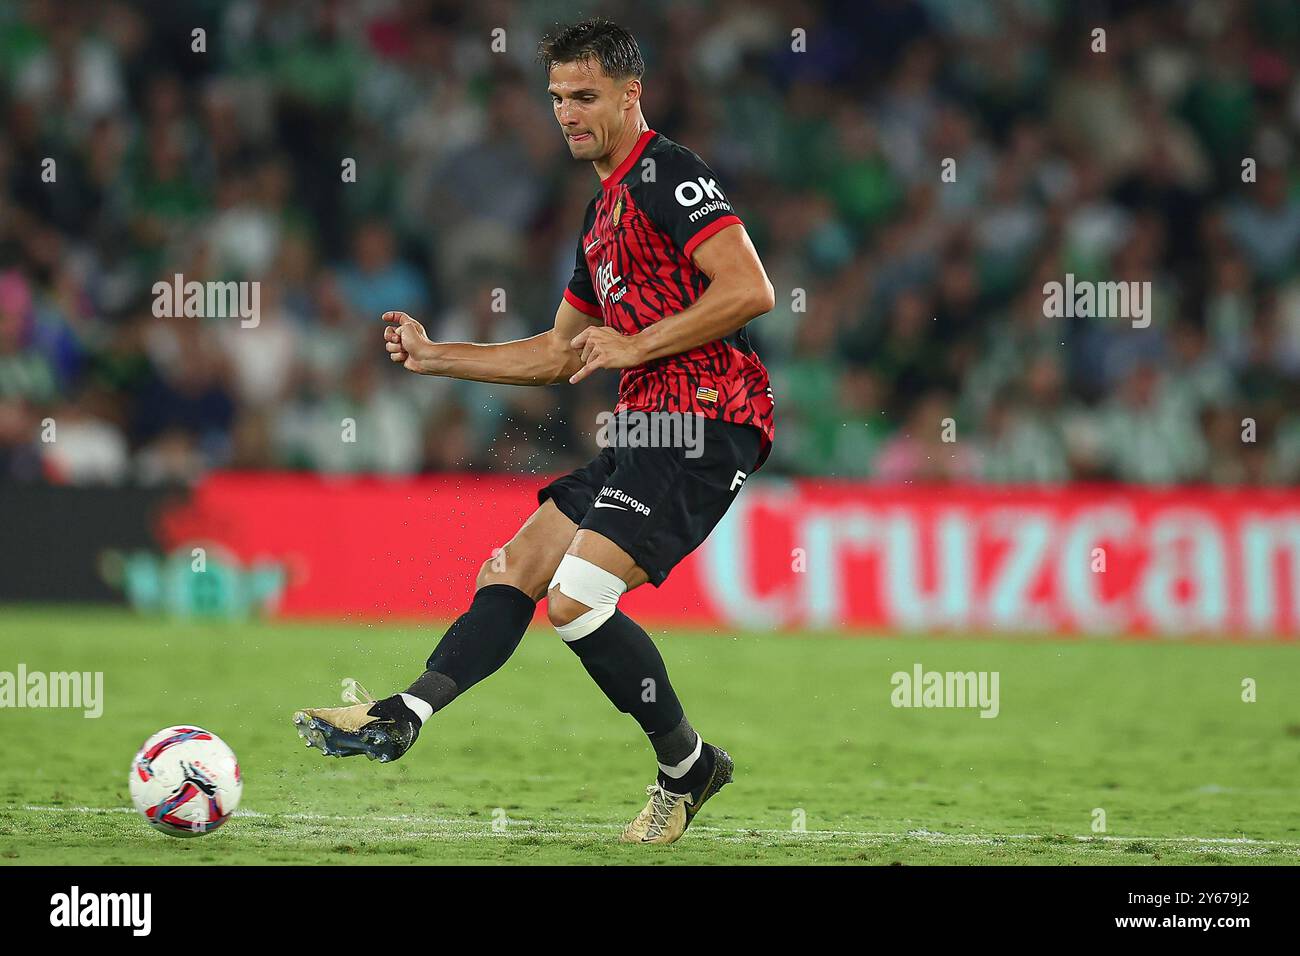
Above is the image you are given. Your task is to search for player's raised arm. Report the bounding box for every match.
[381,298,601,386]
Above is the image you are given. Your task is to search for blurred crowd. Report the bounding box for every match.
[1,0,1299,486]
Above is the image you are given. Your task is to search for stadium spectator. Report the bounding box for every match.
[0,0,1296,485]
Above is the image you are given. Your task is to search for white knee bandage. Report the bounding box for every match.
[549,554,628,641]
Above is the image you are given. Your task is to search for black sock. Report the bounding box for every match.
[402,671,458,715]
[661,741,714,798]
[651,715,711,795]
[564,608,693,752]
[652,715,698,766]
[402,584,536,716]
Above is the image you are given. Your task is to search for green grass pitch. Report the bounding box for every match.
[0,606,1297,865]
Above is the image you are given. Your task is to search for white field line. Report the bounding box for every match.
[5,805,1299,853]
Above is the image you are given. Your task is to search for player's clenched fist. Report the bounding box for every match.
[569,326,645,384]
[382,311,433,372]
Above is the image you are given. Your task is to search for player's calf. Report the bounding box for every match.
[548,551,732,842]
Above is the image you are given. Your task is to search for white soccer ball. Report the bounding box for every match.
[128,725,242,837]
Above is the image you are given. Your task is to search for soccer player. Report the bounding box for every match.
[293,17,775,845]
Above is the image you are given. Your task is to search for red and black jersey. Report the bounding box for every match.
[564,129,774,468]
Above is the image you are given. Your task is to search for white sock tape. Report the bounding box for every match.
[398,693,433,724]
[657,732,702,779]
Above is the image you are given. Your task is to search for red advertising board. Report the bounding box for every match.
[157,474,1300,638]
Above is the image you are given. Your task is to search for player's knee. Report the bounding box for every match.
[474,556,499,591]
[476,548,549,601]
[546,588,590,629]
[546,554,627,641]
[475,553,519,590]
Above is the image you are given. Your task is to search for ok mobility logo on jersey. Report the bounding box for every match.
[675,177,732,223]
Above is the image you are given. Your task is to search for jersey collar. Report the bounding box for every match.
[601,128,657,190]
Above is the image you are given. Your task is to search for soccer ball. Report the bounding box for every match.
[129,725,242,837]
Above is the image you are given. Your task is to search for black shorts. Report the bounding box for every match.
[538,416,763,587]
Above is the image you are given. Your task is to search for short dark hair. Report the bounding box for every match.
[538,17,644,80]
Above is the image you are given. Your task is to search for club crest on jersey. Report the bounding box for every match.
[696,386,719,403]
[611,196,624,227]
